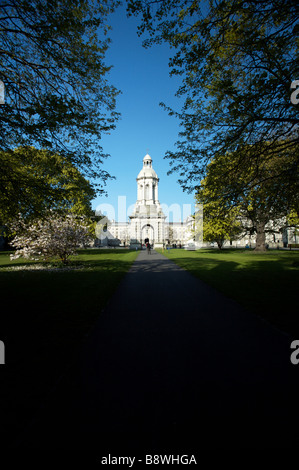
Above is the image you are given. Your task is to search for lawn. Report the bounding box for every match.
[158,248,299,337]
[0,248,139,444]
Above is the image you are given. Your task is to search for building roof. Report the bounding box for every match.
[137,153,158,179]
[137,167,158,179]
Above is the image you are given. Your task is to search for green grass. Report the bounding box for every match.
[158,248,299,336]
[0,248,139,440]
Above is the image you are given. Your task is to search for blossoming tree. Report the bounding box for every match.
[10,212,93,265]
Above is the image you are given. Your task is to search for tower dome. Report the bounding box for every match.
[137,154,158,179]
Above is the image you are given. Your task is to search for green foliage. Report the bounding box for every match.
[196,142,299,250]
[127,0,299,191]
[0,146,96,224]
[0,0,120,190]
[287,209,299,227]
[196,166,242,248]
[201,204,241,249]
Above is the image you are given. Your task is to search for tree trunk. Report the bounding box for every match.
[255,222,267,251]
[60,253,69,265]
[217,239,224,250]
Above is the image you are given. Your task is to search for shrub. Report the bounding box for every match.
[10,212,93,264]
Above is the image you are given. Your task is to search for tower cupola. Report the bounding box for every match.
[143,154,152,168]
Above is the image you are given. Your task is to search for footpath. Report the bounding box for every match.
[16,250,299,450]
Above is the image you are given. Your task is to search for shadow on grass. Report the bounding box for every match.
[160,249,299,336]
[0,249,139,445]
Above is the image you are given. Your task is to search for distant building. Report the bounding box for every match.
[96,152,298,249]
[222,216,297,249]
[128,153,166,247]
[106,153,193,247]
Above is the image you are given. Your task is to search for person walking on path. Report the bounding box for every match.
[146,242,151,255]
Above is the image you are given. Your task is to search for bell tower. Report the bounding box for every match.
[136,154,159,206]
[129,153,166,247]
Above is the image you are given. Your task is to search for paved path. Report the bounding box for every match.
[19,250,299,450]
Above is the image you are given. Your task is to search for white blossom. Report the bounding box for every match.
[10,212,93,264]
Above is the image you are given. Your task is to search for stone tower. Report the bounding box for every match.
[129,154,166,246]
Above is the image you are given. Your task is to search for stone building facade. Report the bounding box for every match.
[101,153,298,249]
[128,153,166,247]
[107,154,193,247]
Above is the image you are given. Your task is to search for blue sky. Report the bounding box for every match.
[92,4,195,222]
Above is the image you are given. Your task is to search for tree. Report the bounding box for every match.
[0,0,120,191]
[127,0,299,192]
[196,193,241,249]
[197,145,299,251]
[167,225,174,244]
[0,146,96,225]
[10,212,93,264]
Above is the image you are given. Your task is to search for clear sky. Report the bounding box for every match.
[92,4,195,222]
